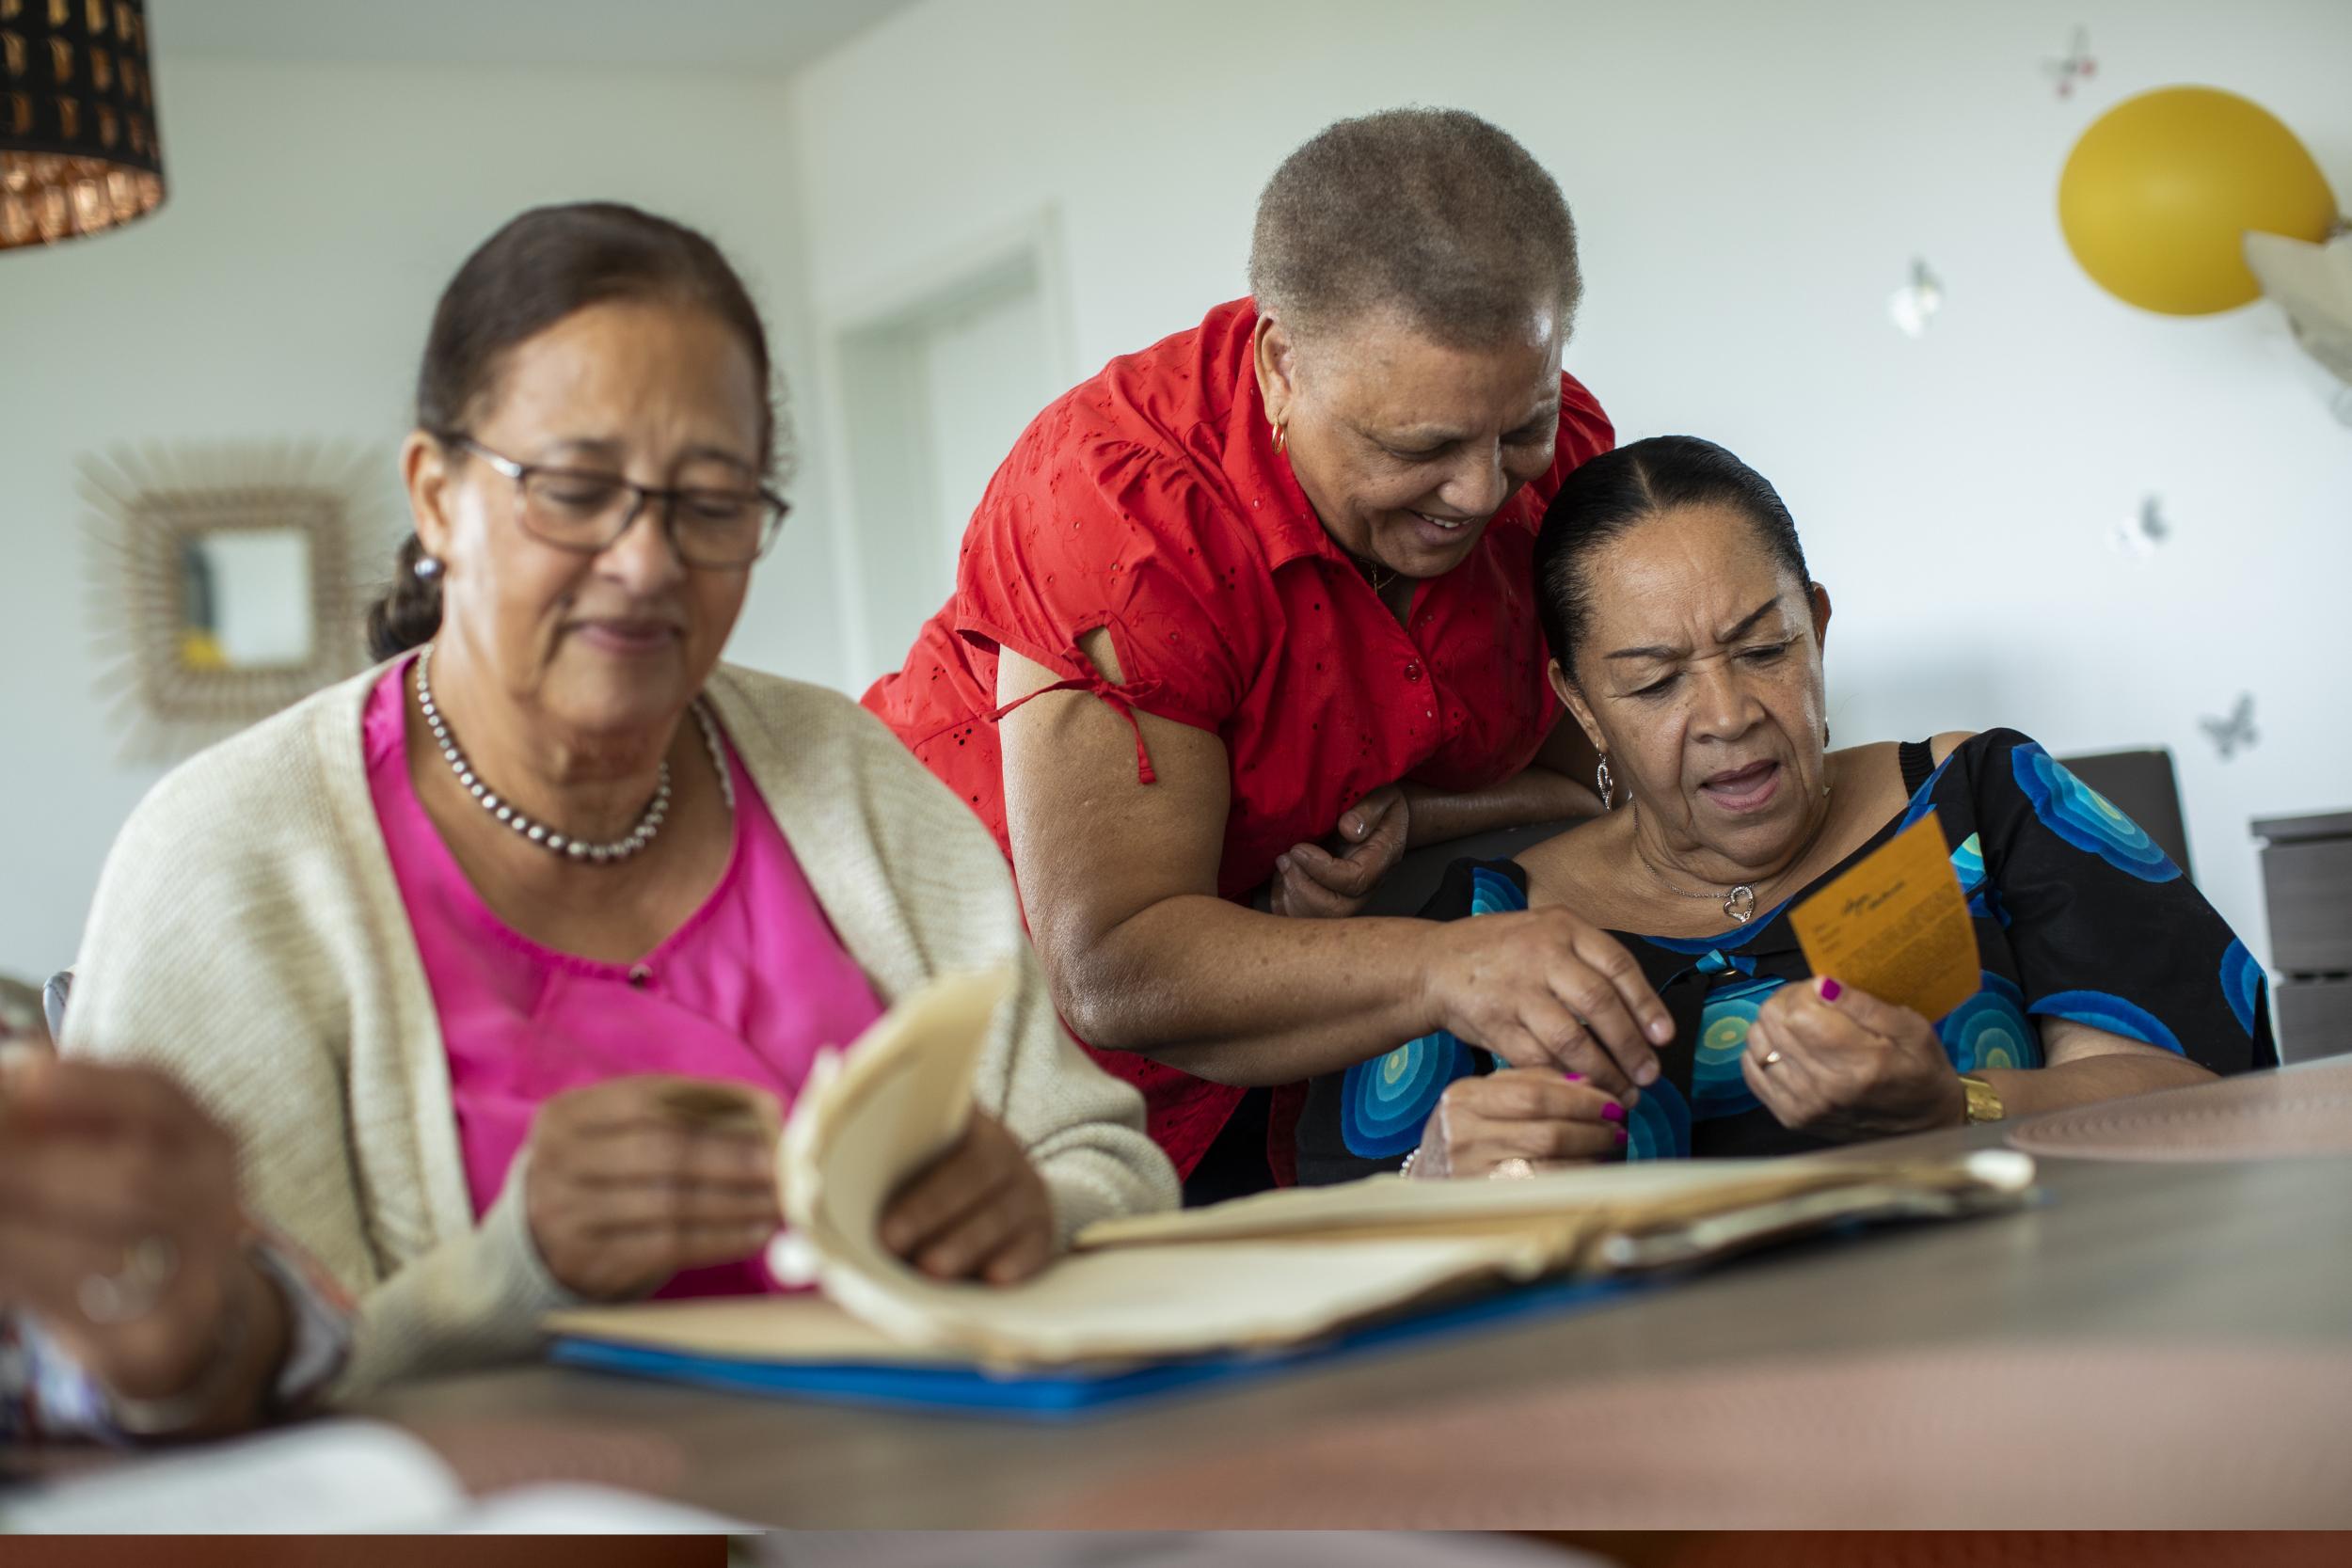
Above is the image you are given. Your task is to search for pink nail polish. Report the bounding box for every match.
[1820,976,1844,1003]
[1613,1126,1629,1147]
[1561,1070,1583,1082]
[1600,1101,1625,1123]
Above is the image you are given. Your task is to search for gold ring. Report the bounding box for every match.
[1761,1049,1784,1069]
[1488,1156,1537,1181]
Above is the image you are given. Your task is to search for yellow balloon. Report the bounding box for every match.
[2058,86,2338,316]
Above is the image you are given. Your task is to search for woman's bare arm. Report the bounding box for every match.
[997,641,1669,1094]
[999,640,1448,1084]
[1972,1018,2215,1119]
[1400,720,1602,847]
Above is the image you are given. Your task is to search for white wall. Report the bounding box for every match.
[785,0,2352,967]
[8,3,2348,989]
[0,55,837,982]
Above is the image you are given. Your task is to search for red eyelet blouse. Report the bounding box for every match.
[864,298,1614,1180]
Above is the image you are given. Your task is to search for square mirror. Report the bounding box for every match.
[178,527,316,669]
[81,444,385,758]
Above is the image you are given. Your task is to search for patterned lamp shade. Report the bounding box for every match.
[1,0,163,249]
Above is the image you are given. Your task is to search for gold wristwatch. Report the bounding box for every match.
[1958,1073,2006,1124]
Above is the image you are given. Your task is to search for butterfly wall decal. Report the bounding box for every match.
[2042,26,2096,100]
[1887,258,1945,339]
[2108,495,2170,559]
[2199,693,2258,761]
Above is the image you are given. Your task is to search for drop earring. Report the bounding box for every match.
[1596,754,1615,811]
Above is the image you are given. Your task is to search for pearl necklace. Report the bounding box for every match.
[414,643,731,865]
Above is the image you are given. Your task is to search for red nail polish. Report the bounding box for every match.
[1820,977,1844,1003]
[1600,1101,1625,1123]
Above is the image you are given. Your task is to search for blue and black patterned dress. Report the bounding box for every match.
[1297,729,2275,1182]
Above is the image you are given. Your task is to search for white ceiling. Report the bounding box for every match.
[151,0,925,72]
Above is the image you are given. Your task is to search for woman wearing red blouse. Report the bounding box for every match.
[866,109,1674,1197]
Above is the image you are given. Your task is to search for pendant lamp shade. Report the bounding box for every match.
[1,0,164,249]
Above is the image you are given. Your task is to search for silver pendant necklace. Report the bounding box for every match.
[414,643,730,865]
[1629,799,1824,926]
[1642,856,1767,925]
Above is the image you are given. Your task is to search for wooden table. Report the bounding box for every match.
[351,1081,2352,1528]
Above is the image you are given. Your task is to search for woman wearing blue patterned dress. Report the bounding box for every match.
[1298,436,2272,1181]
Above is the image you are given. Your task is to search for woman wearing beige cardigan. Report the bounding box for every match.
[63,203,1176,1395]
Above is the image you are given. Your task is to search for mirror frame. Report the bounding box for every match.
[81,443,384,759]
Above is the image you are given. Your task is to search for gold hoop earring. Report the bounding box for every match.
[1271,420,1288,457]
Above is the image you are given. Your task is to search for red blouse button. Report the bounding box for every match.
[1404,661,1423,682]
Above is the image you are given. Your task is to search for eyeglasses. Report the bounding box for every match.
[441,434,788,568]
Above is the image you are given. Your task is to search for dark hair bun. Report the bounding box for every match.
[366,532,443,660]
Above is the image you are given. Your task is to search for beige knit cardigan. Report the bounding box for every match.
[62,660,1178,1393]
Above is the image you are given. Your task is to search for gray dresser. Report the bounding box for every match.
[2252,810,2352,1063]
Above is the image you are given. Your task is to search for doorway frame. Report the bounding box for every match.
[813,207,1076,687]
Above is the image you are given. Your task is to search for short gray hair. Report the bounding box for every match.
[1248,107,1581,347]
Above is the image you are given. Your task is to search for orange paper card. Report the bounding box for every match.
[1788,813,1979,1022]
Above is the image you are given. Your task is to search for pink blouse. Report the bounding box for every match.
[364,657,884,1297]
